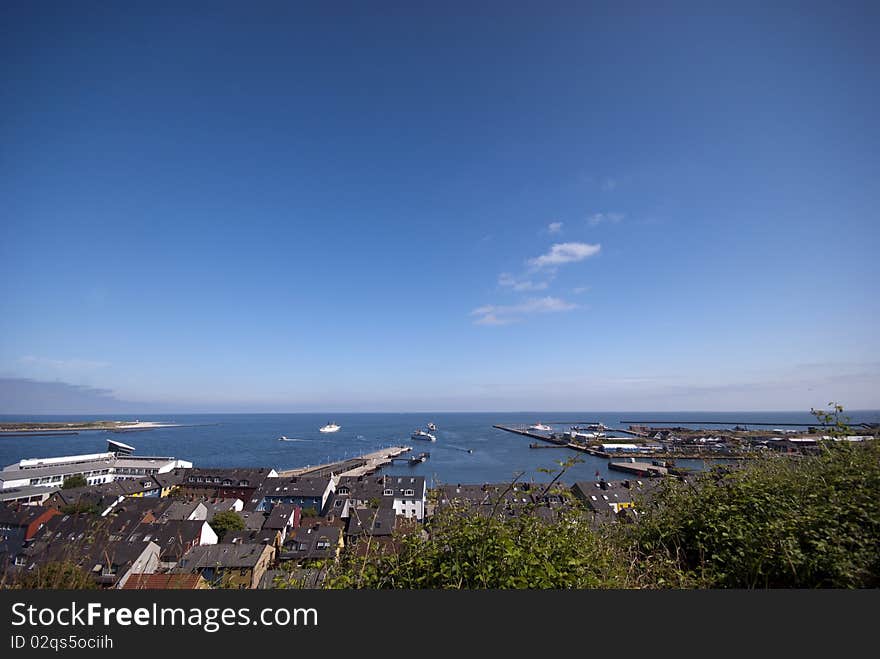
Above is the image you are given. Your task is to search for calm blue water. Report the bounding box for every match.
[1,411,878,486]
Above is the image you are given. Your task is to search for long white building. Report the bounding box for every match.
[0,440,191,490]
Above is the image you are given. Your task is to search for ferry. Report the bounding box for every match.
[411,429,436,441]
[319,423,341,433]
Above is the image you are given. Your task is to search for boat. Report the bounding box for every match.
[279,435,288,441]
[409,452,430,465]
[319,423,341,433]
[427,422,437,431]
[528,423,553,432]
[411,429,436,441]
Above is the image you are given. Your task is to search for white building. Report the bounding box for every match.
[0,441,192,490]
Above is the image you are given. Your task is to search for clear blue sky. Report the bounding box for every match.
[1,1,878,413]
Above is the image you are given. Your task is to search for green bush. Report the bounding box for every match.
[61,474,88,489]
[209,510,246,539]
[631,440,880,588]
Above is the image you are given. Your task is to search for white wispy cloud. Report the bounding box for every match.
[19,356,110,371]
[572,286,590,294]
[547,221,563,234]
[527,242,601,269]
[601,177,617,191]
[587,212,624,226]
[471,296,578,325]
[498,272,551,292]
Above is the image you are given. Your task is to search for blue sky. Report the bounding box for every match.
[1,2,878,412]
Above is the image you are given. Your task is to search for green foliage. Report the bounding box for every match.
[324,506,632,589]
[631,440,880,588]
[60,502,100,515]
[300,506,319,518]
[13,562,97,589]
[61,474,88,489]
[209,510,246,539]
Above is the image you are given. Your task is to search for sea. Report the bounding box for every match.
[1,411,878,487]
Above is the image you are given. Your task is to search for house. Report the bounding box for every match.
[279,521,344,564]
[158,500,209,522]
[201,497,245,518]
[0,503,61,541]
[225,528,282,550]
[122,573,209,590]
[571,479,659,519]
[129,519,218,568]
[0,484,60,506]
[9,513,162,589]
[173,542,276,589]
[435,482,573,521]
[262,503,300,544]
[179,468,277,504]
[329,475,426,521]
[255,477,335,515]
[344,507,397,540]
[150,468,189,497]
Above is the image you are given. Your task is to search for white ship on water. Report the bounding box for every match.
[411,429,436,441]
[528,423,553,432]
[319,422,341,433]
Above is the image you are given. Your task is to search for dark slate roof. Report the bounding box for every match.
[336,475,425,500]
[225,528,279,546]
[151,468,189,490]
[0,503,56,527]
[263,504,299,530]
[184,468,273,488]
[259,477,331,499]
[130,520,207,562]
[571,479,659,514]
[174,543,271,570]
[345,507,397,537]
[281,524,342,562]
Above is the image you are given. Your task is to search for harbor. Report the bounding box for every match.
[277,446,412,479]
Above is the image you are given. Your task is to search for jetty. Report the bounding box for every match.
[609,460,669,477]
[277,446,411,479]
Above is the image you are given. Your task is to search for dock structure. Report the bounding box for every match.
[608,461,668,477]
[277,446,411,479]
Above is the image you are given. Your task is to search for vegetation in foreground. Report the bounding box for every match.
[322,406,879,589]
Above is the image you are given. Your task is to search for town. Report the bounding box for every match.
[1,420,877,590]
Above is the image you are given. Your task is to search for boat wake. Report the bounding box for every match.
[278,436,309,442]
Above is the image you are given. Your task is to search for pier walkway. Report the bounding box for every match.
[277,446,411,479]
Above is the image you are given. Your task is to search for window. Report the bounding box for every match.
[383,489,393,496]
[14,555,26,566]
[404,489,414,496]
[334,500,342,507]
[316,540,330,550]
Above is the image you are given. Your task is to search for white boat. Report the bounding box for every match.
[319,423,341,433]
[427,422,437,431]
[529,423,553,432]
[411,430,436,441]
[279,435,288,441]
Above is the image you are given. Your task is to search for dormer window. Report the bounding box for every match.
[383,489,393,496]
[238,480,249,487]
[404,489,414,496]
[337,487,350,495]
